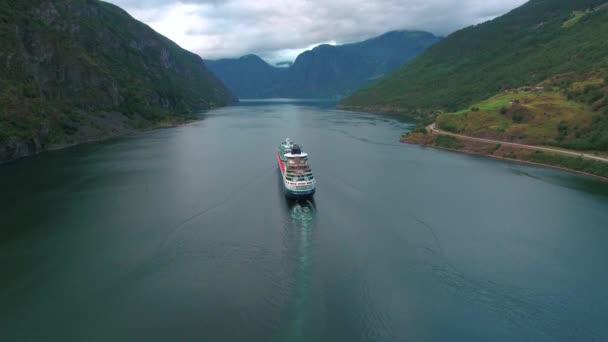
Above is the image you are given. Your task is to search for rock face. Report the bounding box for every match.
[205,30,441,99]
[0,0,235,163]
[205,55,288,98]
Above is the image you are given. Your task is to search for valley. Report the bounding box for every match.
[2,0,608,341]
[206,31,441,99]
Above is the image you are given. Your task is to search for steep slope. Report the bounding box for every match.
[0,0,235,163]
[285,31,441,98]
[206,30,441,99]
[205,55,287,98]
[341,0,608,114]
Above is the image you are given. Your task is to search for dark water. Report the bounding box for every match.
[1,101,608,341]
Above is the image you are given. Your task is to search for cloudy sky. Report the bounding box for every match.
[106,0,528,64]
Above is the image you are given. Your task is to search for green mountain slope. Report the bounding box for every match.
[0,0,235,163]
[340,0,608,114]
[436,79,608,150]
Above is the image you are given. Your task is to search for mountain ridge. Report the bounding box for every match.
[206,30,441,99]
[340,0,608,115]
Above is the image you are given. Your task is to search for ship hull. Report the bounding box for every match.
[284,187,316,199]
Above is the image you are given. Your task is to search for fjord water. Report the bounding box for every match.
[1,101,608,341]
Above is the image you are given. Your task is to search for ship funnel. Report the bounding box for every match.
[291,144,302,155]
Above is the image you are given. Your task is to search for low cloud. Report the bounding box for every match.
[106,0,528,63]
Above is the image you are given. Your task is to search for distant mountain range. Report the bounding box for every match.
[205,30,441,99]
[0,0,234,163]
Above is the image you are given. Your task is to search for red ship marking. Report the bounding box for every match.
[276,151,285,174]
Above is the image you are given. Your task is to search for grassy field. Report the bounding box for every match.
[436,71,608,151]
[433,135,464,149]
[437,91,593,143]
[450,97,511,116]
[562,10,590,28]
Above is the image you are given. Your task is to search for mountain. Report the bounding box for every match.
[205,55,287,98]
[0,0,235,163]
[205,30,441,99]
[341,0,608,115]
[357,0,608,177]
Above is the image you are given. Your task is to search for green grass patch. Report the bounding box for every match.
[434,135,464,149]
[436,90,603,147]
[570,78,604,92]
[450,96,510,116]
[562,10,590,28]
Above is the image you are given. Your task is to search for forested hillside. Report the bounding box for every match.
[341,0,608,115]
[0,0,235,162]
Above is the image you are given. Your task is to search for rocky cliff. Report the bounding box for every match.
[0,0,235,163]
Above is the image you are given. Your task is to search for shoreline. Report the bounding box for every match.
[47,118,200,151]
[415,142,608,182]
[338,105,608,181]
[402,133,608,182]
[0,117,202,166]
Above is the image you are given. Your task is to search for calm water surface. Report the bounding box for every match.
[1,101,608,341]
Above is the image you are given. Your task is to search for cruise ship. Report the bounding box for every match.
[276,138,316,198]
